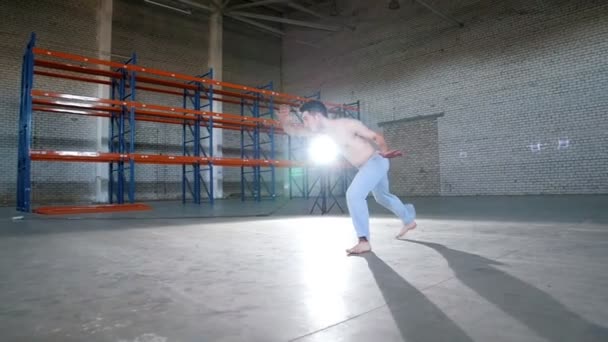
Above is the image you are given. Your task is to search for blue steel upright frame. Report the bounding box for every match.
[16,33,36,212]
[240,82,276,201]
[109,53,137,204]
[182,69,214,204]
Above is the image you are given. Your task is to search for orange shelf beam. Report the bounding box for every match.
[33,47,358,111]
[32,98,285,134]
[30,150,307,168]
[35,70,254,107]
[32,90,283,129]
[35,59,292,106]
[34,62,288,109]
[30,150,123,162]
[32,105,288,135]
[34,203,152,215]
[34,60,355,113]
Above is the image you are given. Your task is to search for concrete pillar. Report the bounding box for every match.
[95,0,112,203]
[208,2,223,198]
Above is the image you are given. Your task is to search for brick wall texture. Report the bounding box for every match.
[381,115,442,196]
[2,0,607,206]
[0,0,282,206]
[283,0,608,196]
[0,0,100,206]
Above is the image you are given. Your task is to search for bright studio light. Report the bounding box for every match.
[308,135,339,165]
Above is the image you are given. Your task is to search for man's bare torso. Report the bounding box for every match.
[323,118,376,167]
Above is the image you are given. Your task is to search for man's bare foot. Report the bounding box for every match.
[396,221,417,239]
[346,241,372,255]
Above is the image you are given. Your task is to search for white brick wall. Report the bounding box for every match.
[283,0,608,195]
[382,115,442,196]
[0,0,100,206]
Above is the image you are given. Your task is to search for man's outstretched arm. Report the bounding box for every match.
[277,105,311,137]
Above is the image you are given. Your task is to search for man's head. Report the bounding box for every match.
[299,100,328,132]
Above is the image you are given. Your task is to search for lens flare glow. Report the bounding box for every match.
[308,135,339,165]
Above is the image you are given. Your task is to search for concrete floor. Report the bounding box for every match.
[1,196,607,341]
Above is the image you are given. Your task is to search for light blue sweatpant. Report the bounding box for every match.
[346,153,415,240]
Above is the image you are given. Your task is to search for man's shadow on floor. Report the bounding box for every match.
[356,252,474,342]
[400,239,608,342]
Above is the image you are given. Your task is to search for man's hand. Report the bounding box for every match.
[347,119,403,158]
[278,104,291,122]
[372,134,389,154]
[277,104,312,137]
[379,150,403,158]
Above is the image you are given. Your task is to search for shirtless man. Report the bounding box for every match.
[278,100,417,254]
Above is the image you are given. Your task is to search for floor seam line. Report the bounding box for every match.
[287,304,387,341]
[288,272,461,342]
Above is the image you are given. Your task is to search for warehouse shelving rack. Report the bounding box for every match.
[240,82,276,201]
[182,70,214,205]
[17,34,359,214]
[109,52,137,205]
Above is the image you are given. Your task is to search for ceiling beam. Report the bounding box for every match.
[413,0,463,27]
[285,1,355,30]
[145,0,192,14]
[225,14,285,36]
[227,0,291,11]
[175,0,213,12]
[227,11,342,31]
[286,2,326,19]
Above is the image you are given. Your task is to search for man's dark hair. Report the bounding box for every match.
[299,100,328,118]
